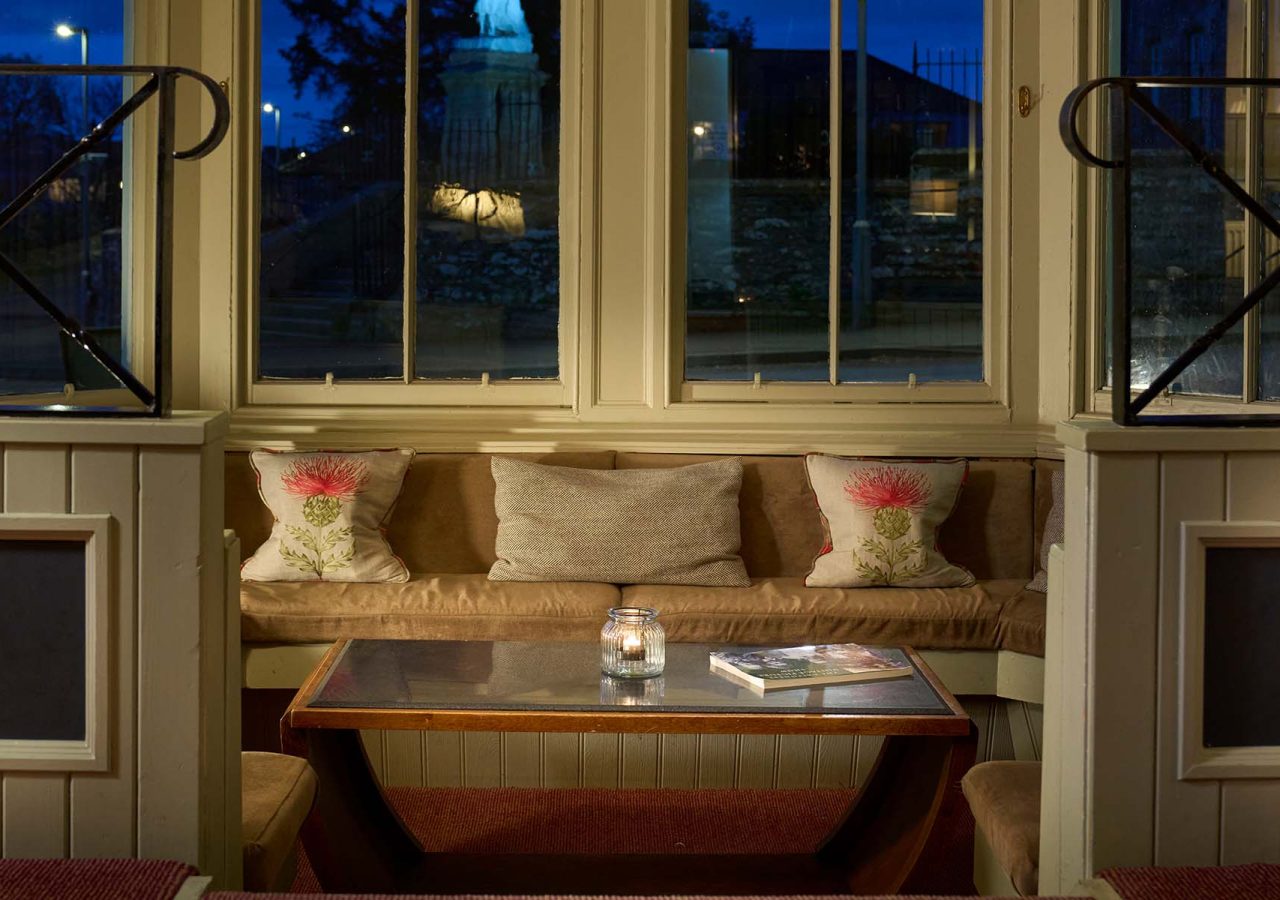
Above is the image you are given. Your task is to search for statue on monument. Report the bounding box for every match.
[466,0,534,54]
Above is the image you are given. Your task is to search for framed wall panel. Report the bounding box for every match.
[0,514,111,771]
[1179,520,1280,780]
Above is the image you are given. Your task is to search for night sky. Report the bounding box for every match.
[0,0,983,148]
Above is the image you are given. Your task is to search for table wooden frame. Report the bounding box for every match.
[283,639,975,895]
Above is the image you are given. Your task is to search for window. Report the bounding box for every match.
[1102,0,1280,405]
[0,3,129,398]
[257,0,562,387]
[683,0,986,389]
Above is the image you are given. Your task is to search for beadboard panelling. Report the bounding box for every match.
[1,444,71,858]
[1154,453,1223,866]
[360,695,1026,791]
[0,418,235,885]
[69,447,138,858]
[1220,452,1280,864]
[1049,432,1280,885]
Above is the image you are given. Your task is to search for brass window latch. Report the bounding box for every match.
[1018,85,1033,118]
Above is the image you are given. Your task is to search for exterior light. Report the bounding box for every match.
[692,124,706,137]
[298,151,307,159]
[261,102,275,113]
[55,23,76,38]
[341,124,352,134]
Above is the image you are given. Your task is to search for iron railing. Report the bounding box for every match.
[1061,75,1280,426]
[0,64,229,416]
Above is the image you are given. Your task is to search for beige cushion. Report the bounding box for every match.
[615,454,1036,581]
[805,455,975,588]
[997,588,1046,657]
[242,449,413,583]
[228,451,617,574]
[241,574,622,643]
[962,761,1042,897]
[488,457,750,586]
[622,578,1026,650]
[242,751,317,892]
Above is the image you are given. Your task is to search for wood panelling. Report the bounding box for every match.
[0,418,237,885]
[1047,431,1280,887]
[1154,454,1223,866]
[1220,452,1280,864]
[355,697,1029,790]
[2,444,71,858]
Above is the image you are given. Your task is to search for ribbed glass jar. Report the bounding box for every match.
[600,607,665,678]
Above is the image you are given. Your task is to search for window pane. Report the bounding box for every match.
[839,0,983,383]
[0,4,128,395]
[259,0,405,380]
[685,1,831,383]
[1110,0,1244,399]
[1260,0,1280,400]
[415,0,560,380]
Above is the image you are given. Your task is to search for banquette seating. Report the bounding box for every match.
[227,451,1059,699]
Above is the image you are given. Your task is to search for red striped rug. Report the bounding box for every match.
[1100,863,1280,899]
[290,786,976,894]
[0,858,195,900]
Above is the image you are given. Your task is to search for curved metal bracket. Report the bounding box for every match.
[0,63,230,416]
[0,64,229,160]
[1061,74,1280,426]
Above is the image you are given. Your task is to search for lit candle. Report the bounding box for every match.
[620,632,645,662]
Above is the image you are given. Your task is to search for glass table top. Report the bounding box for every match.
[308,640,958,718]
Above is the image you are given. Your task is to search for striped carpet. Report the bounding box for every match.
[1098,863,1280,899]
[0,858,195,900]
[290,785,976,894]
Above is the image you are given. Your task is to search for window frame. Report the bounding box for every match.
[1084,0,1280,417]
[241,0,583,408]
[667,0,1011,408]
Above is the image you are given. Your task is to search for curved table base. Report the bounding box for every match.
[283,723,977,895]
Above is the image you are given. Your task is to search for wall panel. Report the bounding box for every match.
[0,417,233,882]
[1,445,71,858]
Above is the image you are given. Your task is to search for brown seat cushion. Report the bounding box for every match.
[961,760,1042,896]
[621,578,1026,651]
[998,588,1046,656]
[241,575,622,643]
[242,751,318,892]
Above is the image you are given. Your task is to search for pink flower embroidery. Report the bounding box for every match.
[843,466,931,512]
[281,455,370,501]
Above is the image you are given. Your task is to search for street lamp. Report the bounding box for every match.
[262,102,281,168]
[56,22,93,325]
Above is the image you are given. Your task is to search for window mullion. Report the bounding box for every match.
[403,0,421,385]
[1244,0,1263,403]
[828,0,843,386]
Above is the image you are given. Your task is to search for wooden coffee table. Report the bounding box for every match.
[282,638,974,895]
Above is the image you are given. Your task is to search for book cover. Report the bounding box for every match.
[709,643,912,691]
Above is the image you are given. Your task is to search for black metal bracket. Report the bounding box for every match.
[0,64,229,417]
[1062,75,1280,426]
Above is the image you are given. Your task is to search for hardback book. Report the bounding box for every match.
[709,643,912,691]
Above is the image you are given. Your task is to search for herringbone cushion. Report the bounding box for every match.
[489,457,750,586]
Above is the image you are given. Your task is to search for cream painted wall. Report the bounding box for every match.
[1040,421,1280,893]
[0,415,240,888]
[156,0,1070,457]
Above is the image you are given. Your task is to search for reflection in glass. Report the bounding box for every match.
[0,4,128,397]
[685,1,831,382]
[416,0,560,379]
[1113,0,1243,398]
[840,0,983,383]
[258,0,405,379]
[1259,1,1280,399]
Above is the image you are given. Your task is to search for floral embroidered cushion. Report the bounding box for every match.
[804,455,975,589]
[241,449,414,583]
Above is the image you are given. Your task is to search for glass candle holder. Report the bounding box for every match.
[600,607,665,678]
